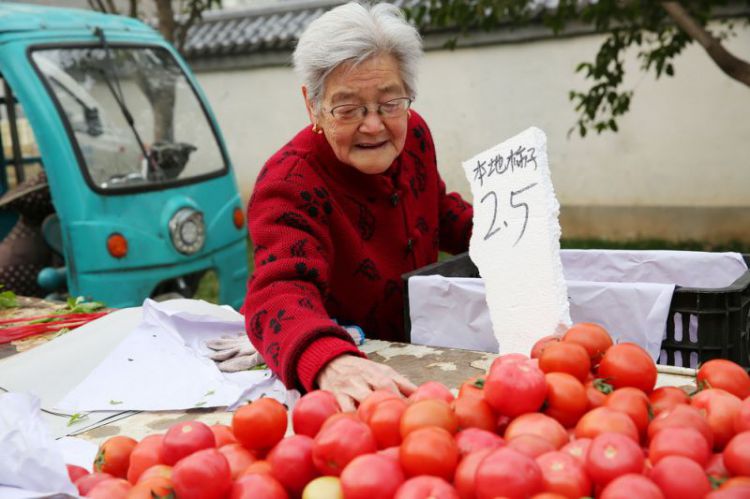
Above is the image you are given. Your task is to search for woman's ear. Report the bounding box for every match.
[302,86,316,126]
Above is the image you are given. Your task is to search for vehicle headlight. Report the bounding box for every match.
[169,208,205,255]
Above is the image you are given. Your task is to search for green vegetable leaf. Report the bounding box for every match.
[0,289,18,309]
[109,400,123,405]
[67,412,89,426]
[250,362,268,371]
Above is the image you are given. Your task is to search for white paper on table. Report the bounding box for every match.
[0,392,76,496]
[562,250,747,287]
[57,299,288,412]
[462,127,571,356]
[409,277,499,353]
[408,250,747,362]
[409,275,673,359]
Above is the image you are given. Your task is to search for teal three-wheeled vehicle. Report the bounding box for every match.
[0,3,248,309]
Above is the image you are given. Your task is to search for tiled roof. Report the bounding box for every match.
[182,0,428,61]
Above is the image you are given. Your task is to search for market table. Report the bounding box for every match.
[0,297,695,448]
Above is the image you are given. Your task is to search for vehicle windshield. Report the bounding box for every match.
[31,45,226,191]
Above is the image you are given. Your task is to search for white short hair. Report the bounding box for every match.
[293,2,423,111]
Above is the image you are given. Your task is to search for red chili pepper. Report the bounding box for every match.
[0,311,109,344]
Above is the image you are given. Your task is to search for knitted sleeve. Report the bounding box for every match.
[244,154,364,391]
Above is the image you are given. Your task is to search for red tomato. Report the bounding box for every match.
[574,407,639,442]
[267,434,318,495]
[93,435,137,478]
[292,389,341,438]
[506,434,556,459]
[560,438,591,464]
[232,397,288,452]
[357,390,400,423]
[394,475,459,499]
[585,432,644,486]
[544,372,588,428]
[400,399,458,437]
[66,464,88,483]
[606,387,652,441]
[171,448,231,499]
[734,396,750,433]
[489,353,530,370]
[368,397,408,448]
[454,428,504,457]
[457,375,485,401]
[340,453,405,499]
[539,341,591,382]
[400,426,459,480]
[705,453,729,481]
[706,486,750,499]
[86,477,131,498]
[126,434,163,484]
[160,421,215,465]
[218,443,257,480]
[648,427,711,466]
[74,472,113,496]
[597,343,657,393]
[454,448,493,499]
[474,447,544,499]
[410,381,455,404]
[536,451,592,498]
[562,322,612,365]
[691,388,742,450]
[484,359,547,418]
[599,474,664,499]
[531,335,561,359]
[378,446,400,461]
[127,476,173,499]
[722,430,750,477]
[230,473,288,499]
[240,459,272,477]
[210,424,238,447]
[649,386,690,416]
[649,455,712,499]
[585,379,612,410]
[720,477,750,491]
[647,404,714,449]
[136,464,171,483]
[505,412,569,450]
[697,359,750,399]
[312,415,377,476]
[452,394,497,432]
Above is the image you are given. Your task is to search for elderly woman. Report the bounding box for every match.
[243,1,473,410]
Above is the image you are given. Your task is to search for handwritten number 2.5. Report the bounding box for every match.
[480,182,538,245]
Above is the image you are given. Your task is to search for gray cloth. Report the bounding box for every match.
[205,334,263,372]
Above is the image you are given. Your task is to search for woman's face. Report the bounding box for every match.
[305,54,410,175]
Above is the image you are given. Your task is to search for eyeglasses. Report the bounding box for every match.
[327,97,413,124]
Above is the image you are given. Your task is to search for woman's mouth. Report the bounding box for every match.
[355,141,387,150]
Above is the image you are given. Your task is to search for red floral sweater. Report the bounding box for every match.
[243,111,473,392]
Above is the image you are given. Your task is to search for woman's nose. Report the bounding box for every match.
[358,108,386,133]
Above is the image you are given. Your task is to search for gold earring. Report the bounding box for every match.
[312,123,322,134]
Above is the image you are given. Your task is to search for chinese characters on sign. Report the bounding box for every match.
[462,127,570,356]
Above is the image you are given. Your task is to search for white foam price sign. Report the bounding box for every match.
[462,127,571,355]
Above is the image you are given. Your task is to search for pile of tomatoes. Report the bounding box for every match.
[66,322,750,499]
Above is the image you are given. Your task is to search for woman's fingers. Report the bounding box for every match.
[392,373,418,396]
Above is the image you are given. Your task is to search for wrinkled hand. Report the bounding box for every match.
[205,335,263,372]
[316,355,417,412]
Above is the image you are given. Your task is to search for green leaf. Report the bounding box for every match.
[0,289,18,309]
[67,412,89,426]
[250,362,268,371]
[109,400,123,405]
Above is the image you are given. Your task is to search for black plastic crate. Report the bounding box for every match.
[402,251,750,369]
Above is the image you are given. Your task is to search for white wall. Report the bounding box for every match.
[196,25,750,239]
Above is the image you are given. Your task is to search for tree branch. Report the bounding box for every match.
[661,1,750,86]
[154,0,176,45]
